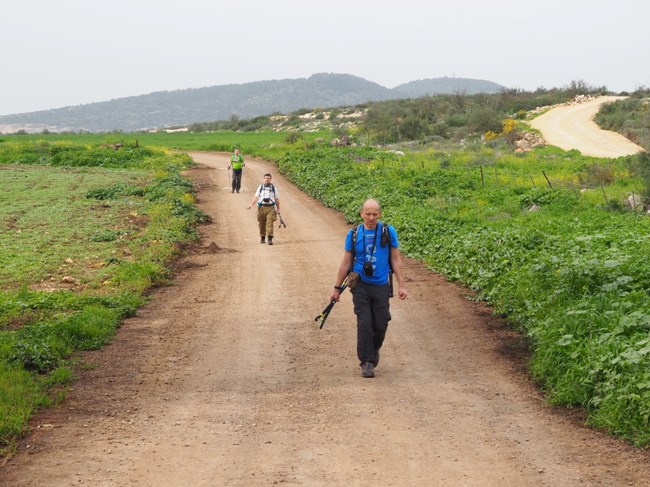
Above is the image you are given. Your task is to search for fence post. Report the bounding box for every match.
[600,182,609,206]
[480,166,485,188]
[542,170,553,189]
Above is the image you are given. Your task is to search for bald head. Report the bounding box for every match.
[361,198,381,212]
[360,198,381,229]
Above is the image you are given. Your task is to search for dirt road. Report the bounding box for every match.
[530,95,644,158]
[2,152,650,486]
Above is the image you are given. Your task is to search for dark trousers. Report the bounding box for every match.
[351,281,392,365]
[231,169,243,192]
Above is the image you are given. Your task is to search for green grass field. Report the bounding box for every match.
[0,165,150,287]
[0,141,208,453]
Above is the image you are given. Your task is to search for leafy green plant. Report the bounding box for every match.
[11,342,57,372]
[86,182,145,200]
[90,229,121,242]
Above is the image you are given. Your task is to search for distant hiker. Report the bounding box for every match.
[329,198,408,378]
[247,173,281,245]
[228,148,245,193]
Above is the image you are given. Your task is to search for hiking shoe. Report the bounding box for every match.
[361,362,375,378]
[268,236,273,245]
[260,236,265,244]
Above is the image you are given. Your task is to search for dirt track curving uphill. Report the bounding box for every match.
[530,95,644,158]
[1,152,650,486]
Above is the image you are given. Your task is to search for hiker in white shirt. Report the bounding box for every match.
[247,173,281,245]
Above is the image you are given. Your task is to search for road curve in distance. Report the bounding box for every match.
[530,96,644,158]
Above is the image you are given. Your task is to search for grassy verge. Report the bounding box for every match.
[0,140,209,454]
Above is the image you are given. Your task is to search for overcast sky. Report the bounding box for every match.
[2,0,649,116]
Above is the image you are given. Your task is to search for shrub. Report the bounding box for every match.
[579,162,616,187]
[630,151,650,205]
[284,132,303,144]
[468,107,503,134]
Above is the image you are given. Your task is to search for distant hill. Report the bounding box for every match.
[0,73,507,133]
[392,77,505,98]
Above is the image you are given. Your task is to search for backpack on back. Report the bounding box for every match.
[258,184,276,204]
[258,183,276,196]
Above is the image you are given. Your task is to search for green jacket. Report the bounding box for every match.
[230,154,244,170]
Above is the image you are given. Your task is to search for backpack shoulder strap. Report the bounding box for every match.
[380,222,391,248]
[380,222,394,273]
[351,224,361,258]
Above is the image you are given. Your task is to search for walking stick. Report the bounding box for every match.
[278,212,287,228]
[315,275,349,329]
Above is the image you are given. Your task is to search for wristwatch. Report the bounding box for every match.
[334,285,343,291]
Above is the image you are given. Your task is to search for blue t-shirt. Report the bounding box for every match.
[345,222,398,285]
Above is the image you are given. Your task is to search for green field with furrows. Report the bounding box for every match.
[1,97,649,454]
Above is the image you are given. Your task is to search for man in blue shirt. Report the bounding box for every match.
[330,198,408,378]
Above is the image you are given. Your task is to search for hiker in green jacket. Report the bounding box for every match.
[228,148,245,193]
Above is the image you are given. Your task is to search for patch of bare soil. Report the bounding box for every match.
[1,153,649,486]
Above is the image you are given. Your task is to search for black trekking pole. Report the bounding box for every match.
[315,275,349,329]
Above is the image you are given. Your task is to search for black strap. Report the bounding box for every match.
[351,224,360,261]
